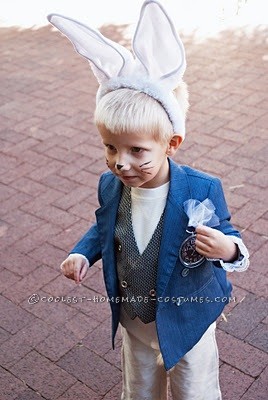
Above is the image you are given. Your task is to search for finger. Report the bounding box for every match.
[195,240,210,255]
[66,272,75,280]
[195,247,207,257]
[60,259,69,271]
[195,225,213,236]
[62,260,75,280]
[74,261,82,284]
[195,233,214,247]
[79,262,88,282]
[60,259,71,274]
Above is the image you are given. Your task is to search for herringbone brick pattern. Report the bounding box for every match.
[0,20,267,400]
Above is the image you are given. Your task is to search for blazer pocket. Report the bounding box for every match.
[166,259,216,299]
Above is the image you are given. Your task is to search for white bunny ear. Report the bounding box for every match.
[133,0,186,89]
[47,14,134,83]
[47,2,187,140]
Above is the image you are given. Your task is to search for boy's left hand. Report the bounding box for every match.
[195,225,238,263]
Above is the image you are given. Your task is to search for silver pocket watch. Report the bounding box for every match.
[179,227,205,268]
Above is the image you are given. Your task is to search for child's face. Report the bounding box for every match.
[99,127,176,188]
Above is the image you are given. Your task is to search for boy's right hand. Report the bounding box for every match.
[60,254,89,284]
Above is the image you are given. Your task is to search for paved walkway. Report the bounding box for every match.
[0,16,267,400]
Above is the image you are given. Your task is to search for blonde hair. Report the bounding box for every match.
[94,82,189,143]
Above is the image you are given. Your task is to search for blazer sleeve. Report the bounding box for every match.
[207,177,240,238]
[207,177,250,270]
[69,175,105,265]
[69,223,101,266]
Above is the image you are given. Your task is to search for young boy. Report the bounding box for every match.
[48,1,249,399]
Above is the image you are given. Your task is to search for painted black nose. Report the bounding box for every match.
[116,164,124,170]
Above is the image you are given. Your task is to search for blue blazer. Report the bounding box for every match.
[71,158,240,370]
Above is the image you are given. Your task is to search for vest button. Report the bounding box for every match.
[118,244,122,252]
[181,268,190,277]
[149,289,156,297]
[121,280,128,288]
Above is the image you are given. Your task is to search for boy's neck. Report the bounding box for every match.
[132,181,170,192]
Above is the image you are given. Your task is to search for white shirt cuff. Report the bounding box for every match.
[219,236,249,272]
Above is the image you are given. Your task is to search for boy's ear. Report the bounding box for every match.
[167,135,183,156]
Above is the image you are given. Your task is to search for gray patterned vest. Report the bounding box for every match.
[114,186,164,324]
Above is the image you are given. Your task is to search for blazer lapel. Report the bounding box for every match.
[96,161,192,298]
[157,159,192,297]
[95,177,122,297]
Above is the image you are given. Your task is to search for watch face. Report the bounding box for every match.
[179,234,205,268]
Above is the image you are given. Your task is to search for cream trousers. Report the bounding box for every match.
[120,322,222,400]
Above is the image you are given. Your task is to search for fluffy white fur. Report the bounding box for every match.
[96,75,186,138]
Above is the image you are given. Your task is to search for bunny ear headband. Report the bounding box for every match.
[47,0,187,138]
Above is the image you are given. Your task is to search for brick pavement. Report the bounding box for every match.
[0,18,267,400]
